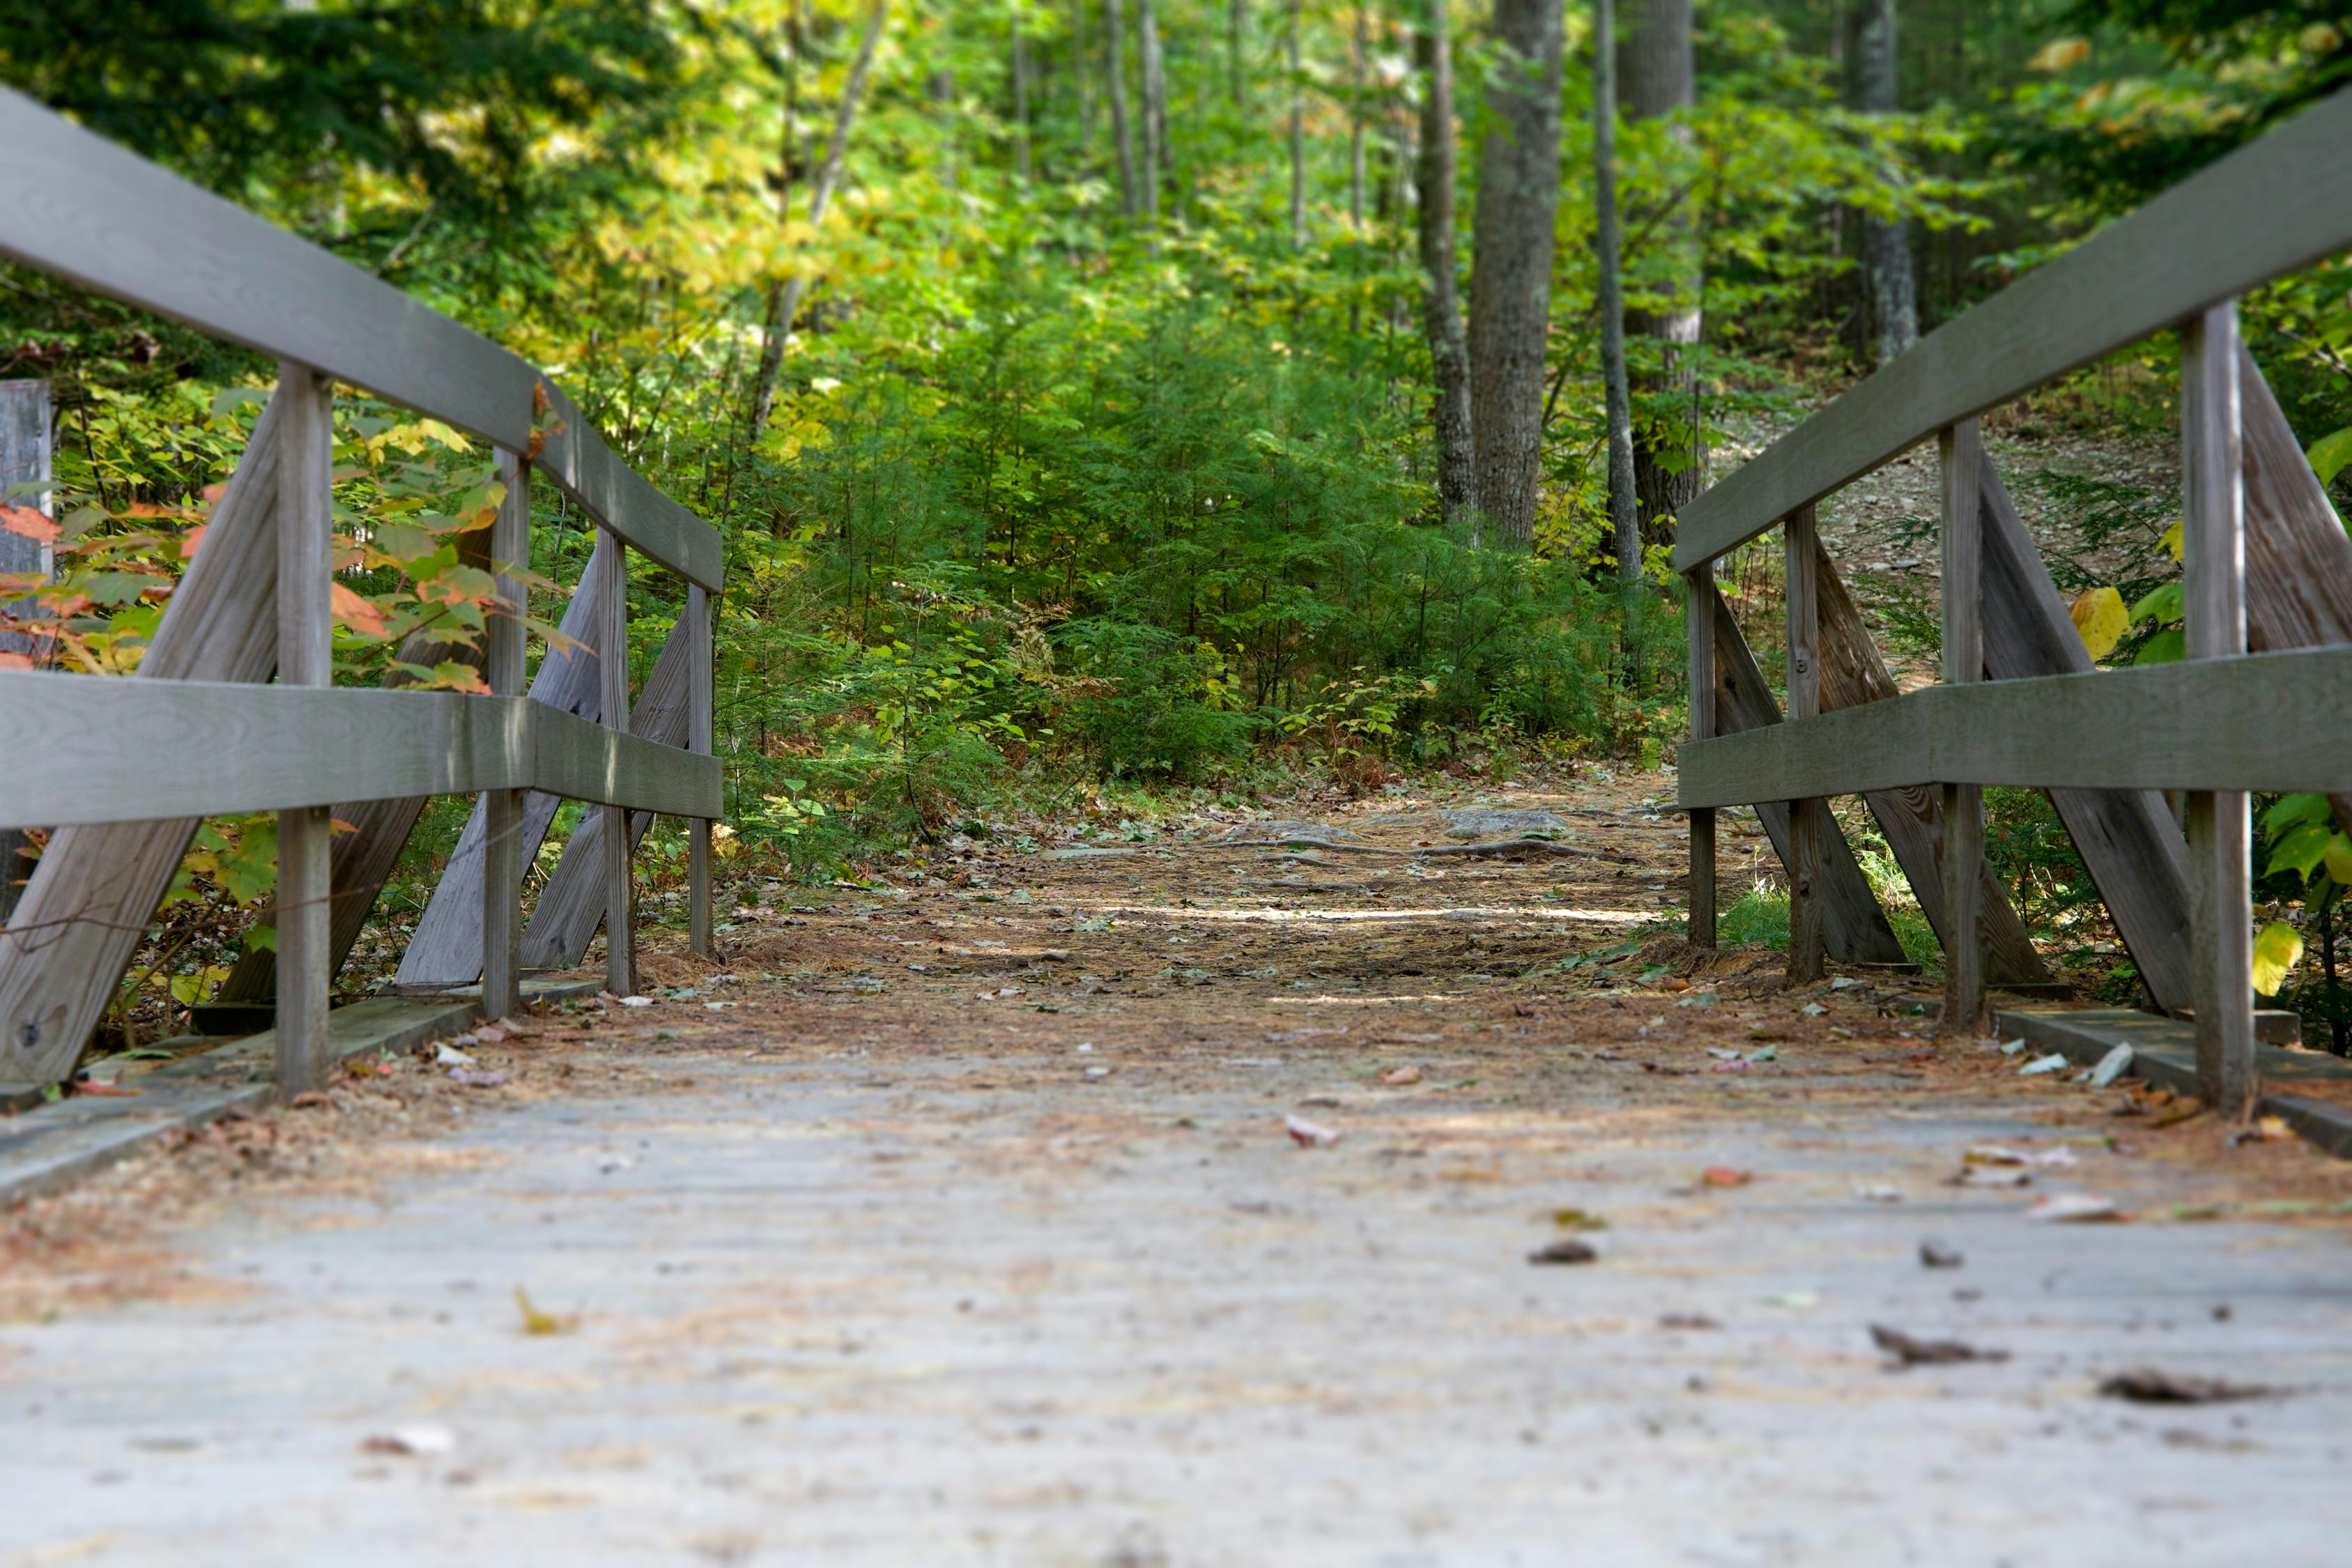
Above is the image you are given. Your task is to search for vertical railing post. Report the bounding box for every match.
[687,582,715,958]
[480,449,530,1022]
[2183,301,2254,1118]
[1685,563,1716,950]
[598,528,635,995]
[0,378,52,926]
[275,363,335,1096]
[1939,417,1986,1035]
[1783,505,1824,983]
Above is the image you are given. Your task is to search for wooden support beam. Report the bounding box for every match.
[521,614,695,971]
[1,378,52,924]
[1977,454,2195,1013]
[480,449,530,1021]
[2183,302,2255,1118]
[394,532,614,987]
[1707,584,1911,968]
[1685,564,1716,950]
[1940,418,1987,1035]
[1813,556,2052,987]
[1785,506,1825,985]
[599,529,634,996]
[0,390,286,1086]
[275,363,334,1098]
[687,583,716,960]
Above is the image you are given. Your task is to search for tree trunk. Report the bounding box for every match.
[1287,0,1306,247]
[1594,0,1637,587]
[1619,0,1701,544]
[1348,5,1368,229]
[1012,13,1033,185]
[1847,0,1916,362]
[1415,0,1473,528]
[1229,0,1247,107]
[1073,0,1097,146]
[1105,0,1140,215]
[1138,0,1168,218]
[1466,0,1565,548]
[746,0,886,446]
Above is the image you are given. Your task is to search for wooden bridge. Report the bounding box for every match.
[0,87,721,1097]
[1677,90,2352,1123]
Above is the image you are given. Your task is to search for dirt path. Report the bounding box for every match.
[8,770,2352,1565]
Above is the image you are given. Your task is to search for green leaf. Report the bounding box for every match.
[2326,835,2352,886]
[2309,426,2352,489]
[2262,793,2333,839]
[2270,822,2333,879]
[2129,581,2183,626]
[2132,628,2185,664]
[2253,921,2305,997]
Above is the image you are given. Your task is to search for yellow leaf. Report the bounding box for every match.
[2068,586,2128,659]
[2028,36,2092,72]
[2252,921,2304,997]
[2160,520,2183,561]
[514,1286,574,1335]
[2325,834,2352,886]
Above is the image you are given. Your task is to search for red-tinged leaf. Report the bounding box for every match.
[0,504,58,543]
[330,817,360,836]
[431,662,492,695]
[330,581,390,639]
[180,523,208,559]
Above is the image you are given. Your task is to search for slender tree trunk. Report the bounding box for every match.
[748,0,886,446]
[1139,0,1169,219]
[1847,0,1916,362]
[1012,10,1033,185]
[1349,5,1368,229]
[1594,0,1637,588]
[1415,0,1473,529]
[1105,0,1140,215]
[1620,0,1701,544]
[1466,0,1565,548]
[1287,0,1306,247]
[1229,0,1247,107]
[1073,0,1097,146]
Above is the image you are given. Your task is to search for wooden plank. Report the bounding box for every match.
[686,583,716,960]
[1671,89,2352,571]
[394,533,615,986]
[599,530,634,995]
[0,89,722,591]
[1684,567,1716,949]
[275,365,335,1096]
[1707,585,1911,967]
[0,675,718,826]
[482,450,530,1020]
[1813,556,2051,986]
[1784,507,1825,983]
[0,388,287,1086]
[2183,303,2256,1118]
[1680,644,2352,806]
[1976,454,2195,1014]
[521,616,697,971]
[1940,420,1987,1033]
[1,378,51,923]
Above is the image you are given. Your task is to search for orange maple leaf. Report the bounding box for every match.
[330,582,390,639]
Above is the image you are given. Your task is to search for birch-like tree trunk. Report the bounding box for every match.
[1847,0,1917,362]
[746,0,887,446]
[1466,0,1565,547]
[1348,4,1368,229]
[1072,0,1097,146]
[1105,0,1141,215]
[1138,0,1169,218]
[1415,0,1473,528]
[1594,0,1637,587]
[1620,0,1701,542]
[1287,0,1306,246]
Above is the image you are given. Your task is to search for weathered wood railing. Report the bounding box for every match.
[0,89,723,1094]
[1678,89,2352,1120]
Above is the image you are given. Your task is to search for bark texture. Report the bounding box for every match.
[1847,0,1917,362]
[1105,0,1140,215]
[1594,0,1638,583]
[1286,0,1305,246]
[1138,0,1168,217]
[1466,0,1565,548]
[1618,0,1702,542]
[1414,0,1473,527]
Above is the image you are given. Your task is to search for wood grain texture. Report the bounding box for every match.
[521,615,696,971]
[1784,508,1825,983]
[0,89,721,591]
[395,533,614,986]
[0,675,717,825]
[0,390,286,1086]
[687,583,715,960]
[1813,552,2050,986]
[2183,304,2255,1116]
[482,450,532,1019]
[1939,420,1987,1032]
[1685,567,1716,948]
[1,378,51,921]
[274,365,335,1094]
[1976,453,2195,1014]
[1672,89,2352,571]
[597,530,634,995]
[1707,585,1910,967]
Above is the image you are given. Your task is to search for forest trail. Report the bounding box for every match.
[10,769,2352,1565]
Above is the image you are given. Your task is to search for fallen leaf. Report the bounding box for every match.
[1872,1324,2009,1367]
[2151,1098,2207,1129]
[1699,1166,1753,1189]
[514,1286,576,1335]
[1378,1063,1422,1086]
[2099,1369,2272,1405]
[1527,1238,1597,1266]
[1658,1312,1721,1331]
[1284,1114,1339,1148]
[1965,1144,2077,1167]
[1919,1238,1965,1269]
[2024,1192,2124,1224]
[1551,1207,1608,1231]
[362,1424,455,1456]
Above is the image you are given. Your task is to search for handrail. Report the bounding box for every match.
[1673,89,2352,571]
[0,670,721,827]
[0,87,723,592]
